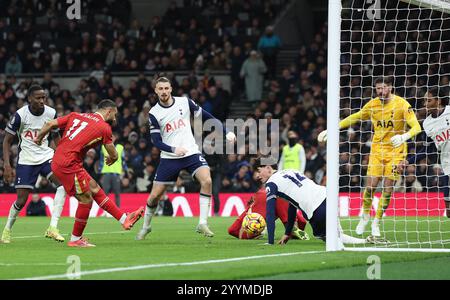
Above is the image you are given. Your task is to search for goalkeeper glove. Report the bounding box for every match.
[318,129,327,142]
[390,132,411,148]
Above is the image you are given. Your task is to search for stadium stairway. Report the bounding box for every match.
[228,100,255,120]
[276,45,301,75]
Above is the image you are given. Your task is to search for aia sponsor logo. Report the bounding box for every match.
[376,120,394,128]
[165,119,186,133]
[23,130,39,140]
[435,128,450,143]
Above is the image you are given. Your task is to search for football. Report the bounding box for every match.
[242,212,266,235]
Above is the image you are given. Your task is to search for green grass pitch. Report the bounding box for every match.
[0,216,449,280]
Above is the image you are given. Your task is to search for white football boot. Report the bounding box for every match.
[355,214,370,235]
[371,218,381,237]
[135,226,152,240]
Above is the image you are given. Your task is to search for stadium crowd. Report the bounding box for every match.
[0,0,449,199]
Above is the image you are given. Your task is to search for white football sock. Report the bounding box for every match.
[50,186,66,228]
[199,193,211,225]
[362,213,370,221]
[70,235,81,242]
[5,202,22,230]
[142,204,157,229]
[119,214,127,224]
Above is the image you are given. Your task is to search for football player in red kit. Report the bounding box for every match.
[35,99,144,247]
[228,187,310,240]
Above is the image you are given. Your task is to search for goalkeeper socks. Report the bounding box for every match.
[375,191,392,219]
[92,188,124,222]
[72,201,92,239]
[142,203,158,229]
[50,186,66,228]
[362,189,374,215]
[199,193,211,225]
[5,202,23,230]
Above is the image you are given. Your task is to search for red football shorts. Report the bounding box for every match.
[51,161,92,196]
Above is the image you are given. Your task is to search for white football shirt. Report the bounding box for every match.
[265,170,326,219]
[6,105,58,165]
[423,105,450,174]
[149,96,201,159]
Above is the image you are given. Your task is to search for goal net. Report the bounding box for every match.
[331,0,450,251]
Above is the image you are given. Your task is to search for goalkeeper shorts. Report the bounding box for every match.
[367,153,405,180]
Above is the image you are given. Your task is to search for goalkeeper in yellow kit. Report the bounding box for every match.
[318,77,421,237]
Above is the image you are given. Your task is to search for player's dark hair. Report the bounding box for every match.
[374,76,394,86]
[427,86,449,106]
[253,156,278,171]
[97,99,116,110]
[27,84,44,98]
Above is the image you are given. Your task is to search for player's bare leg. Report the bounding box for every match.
[1,188,30,244]
[45,174,66,242]
[136,183,167,240]
[194,167,214,237]
[446,202,450,218]
[371,178,394,237]
[356,176,380,235]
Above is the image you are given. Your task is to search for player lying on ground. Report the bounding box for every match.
[398,87,450,217]
[318,76,421,237]
[34,99,144,247]
[254,157,380,245]
[228,186,309,240]
[136,77,236,240]
[1,85,66,244]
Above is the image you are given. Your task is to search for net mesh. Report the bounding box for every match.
[338,0,450,249]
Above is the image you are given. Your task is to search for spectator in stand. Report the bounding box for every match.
[26,193,47,216]
[5,54,22,75]
[257,26,281,79]
[105,40,126,71]
[240,50,267,102]
[232,161,253,192]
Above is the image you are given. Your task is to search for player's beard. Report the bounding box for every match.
[160,94,171,103]
[378,93,389,101]
[107,119,116,127]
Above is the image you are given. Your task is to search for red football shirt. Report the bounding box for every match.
[53,112,112,170]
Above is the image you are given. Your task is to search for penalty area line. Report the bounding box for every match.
[17,250,326,280]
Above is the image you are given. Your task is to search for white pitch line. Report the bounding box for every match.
[12,231,128,239]
[0,263,102,266]
[17,250,326,280]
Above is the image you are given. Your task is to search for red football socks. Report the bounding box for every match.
[93,188,123,221]
[296,211,307,231]
[72,202,93,237]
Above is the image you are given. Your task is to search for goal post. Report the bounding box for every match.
[326,0,450,252]
[327,0,344,252]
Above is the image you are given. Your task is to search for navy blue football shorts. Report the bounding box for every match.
[153,154,209,184]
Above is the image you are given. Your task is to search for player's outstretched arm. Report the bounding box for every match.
[318,110,365,142]
[265,182,279,245]
[286,204,298,233]
[35,119,59,146]
[188,98,236,143]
